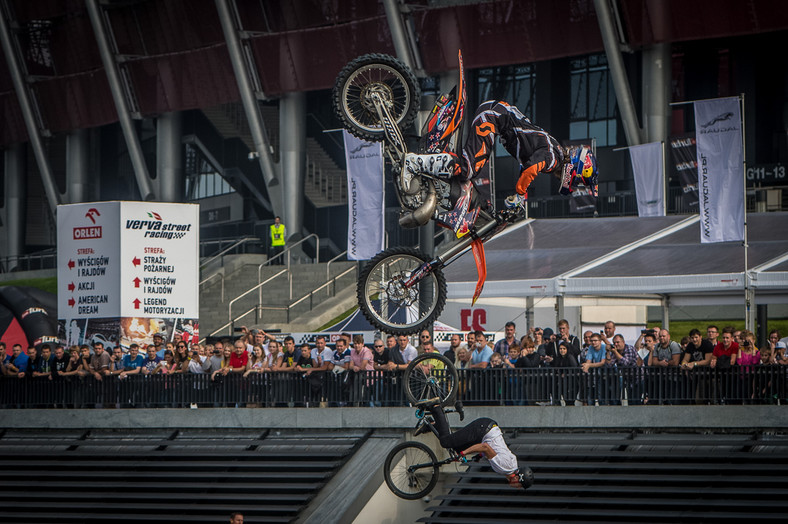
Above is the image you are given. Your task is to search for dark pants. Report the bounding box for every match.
[270,245,284,265]
[428,405,494,452]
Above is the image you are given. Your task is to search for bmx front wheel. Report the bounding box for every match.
[357,247,447,336]
[384,441,440,500]
[403,353,458,407]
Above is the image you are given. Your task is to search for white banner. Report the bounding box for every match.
[58,201,200,320]
[344,130,384,260]
[57,202,122,319]
[694,97,744,243]
[629,142,665,217]
[119,202,200,318]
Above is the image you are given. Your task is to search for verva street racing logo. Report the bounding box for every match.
[73,207,102,239]
[126,211,193,239]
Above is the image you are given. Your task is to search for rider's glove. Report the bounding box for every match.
[504,193,526,211]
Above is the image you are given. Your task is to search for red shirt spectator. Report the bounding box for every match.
[229,344,249,371]
[713,332,739,369]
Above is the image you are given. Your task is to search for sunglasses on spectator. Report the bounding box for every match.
[374,344,384,348]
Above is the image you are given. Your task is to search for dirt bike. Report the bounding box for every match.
[333,51,523,336]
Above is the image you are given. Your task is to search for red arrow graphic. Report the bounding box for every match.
[132,256,141,267]
[68,259,75,270]
[68,282,75,292]
[68,297,75,307]
[133,277,141,288]
[133,298,141,309]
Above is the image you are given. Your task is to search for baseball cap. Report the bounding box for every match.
[542,328,554,339]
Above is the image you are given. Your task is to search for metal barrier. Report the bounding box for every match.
[1,366,785,408]
[0,250,57,273]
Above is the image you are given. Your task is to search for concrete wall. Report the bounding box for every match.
[4,405,787,430]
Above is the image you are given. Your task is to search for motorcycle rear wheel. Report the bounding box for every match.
[333,53,420,141]
[357,247,447,336]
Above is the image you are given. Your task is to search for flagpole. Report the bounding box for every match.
[741,92,753,333]
[662,140,667,216]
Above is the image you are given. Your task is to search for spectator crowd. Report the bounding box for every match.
[2,320,787,408]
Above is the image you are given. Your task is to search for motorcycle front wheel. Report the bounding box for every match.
[357,247,447,336]
[333,53,420,141]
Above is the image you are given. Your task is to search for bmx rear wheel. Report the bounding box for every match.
[357,247,447,336]
[403,353,458,407]
[384,441,440,500]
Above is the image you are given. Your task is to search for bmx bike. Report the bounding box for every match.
[383,353,476,499]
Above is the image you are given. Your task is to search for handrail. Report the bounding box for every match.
[228,268,289,322]
[284,265,356,323]
[209,305,259,338]
[326,250,348,286]
[199,272,224,302]
[258,233,320,277]
[200,237,257,270]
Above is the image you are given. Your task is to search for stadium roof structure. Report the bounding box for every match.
[444,212,788,306]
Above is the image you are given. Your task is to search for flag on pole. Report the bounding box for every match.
[629,142,665,217]
[694,97,744,243]
[343,131,384,260]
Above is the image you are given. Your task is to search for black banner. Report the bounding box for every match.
[669,133,699,209]
[569,186,597,214]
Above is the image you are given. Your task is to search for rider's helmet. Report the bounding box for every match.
[507,466,534,491]
[560,146,598,196]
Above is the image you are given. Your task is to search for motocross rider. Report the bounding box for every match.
[406,99,596,210]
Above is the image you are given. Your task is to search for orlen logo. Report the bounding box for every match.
[73,207,103,239]
[73,226,102,239]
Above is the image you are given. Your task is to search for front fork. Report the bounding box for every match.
[402,209,518,289]
[369,91,407,165]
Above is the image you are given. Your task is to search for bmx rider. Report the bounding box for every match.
[418,400,534,490]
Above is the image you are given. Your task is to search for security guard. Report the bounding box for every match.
[269,216,286,265]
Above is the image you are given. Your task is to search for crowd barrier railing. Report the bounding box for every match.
[1,366,785,408]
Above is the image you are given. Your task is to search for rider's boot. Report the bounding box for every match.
[454,400,465,421]
[504,192,527,212]
[414,419,433,436]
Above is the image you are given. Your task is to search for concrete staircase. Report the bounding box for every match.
[304,137,347,207]
[199,257,358,337]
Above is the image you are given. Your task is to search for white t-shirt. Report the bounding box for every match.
[482,426,518,475]
[401,344,418,363]
[311,347,334,367]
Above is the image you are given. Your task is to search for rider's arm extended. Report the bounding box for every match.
[460,442,496,460]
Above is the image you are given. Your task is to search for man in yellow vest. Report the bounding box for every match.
[269,216,286,265]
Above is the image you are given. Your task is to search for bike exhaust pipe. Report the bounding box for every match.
[398,181,437,228]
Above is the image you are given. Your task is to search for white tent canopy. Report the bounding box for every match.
[444,213,788,307]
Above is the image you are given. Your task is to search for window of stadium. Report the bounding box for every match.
[569,54,618,147]
[185,143,233,200]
